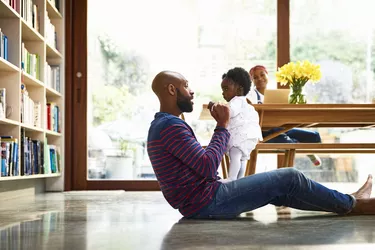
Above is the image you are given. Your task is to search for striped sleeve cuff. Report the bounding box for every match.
[214,126,228,132]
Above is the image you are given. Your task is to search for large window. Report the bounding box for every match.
[87,0,277,180]
[291,0,375,104]
[290,0,375,184]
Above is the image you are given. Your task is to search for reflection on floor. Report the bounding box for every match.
[1,191,375,250]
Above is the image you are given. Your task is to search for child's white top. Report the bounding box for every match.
[227,96,263,151]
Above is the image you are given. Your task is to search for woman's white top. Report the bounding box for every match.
[246,87,264,104]
[227,96,263,154]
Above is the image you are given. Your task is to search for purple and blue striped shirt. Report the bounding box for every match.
[147,112,230,217]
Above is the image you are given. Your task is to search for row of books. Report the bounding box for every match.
[4,0,61,17]
[21,0,40,32]
[21,83,42,127]
[1,130,60,177]
[21,131,60,176]
[20,128,42,176]
[0,136,18,177]
[2,84,61,129]
[20,84,61,131]
[43,136,60,174]
[0,28,8,61]
[46,102,60,133]
[45,12,57,49]
[21,43,40,79]
[5,0,18,12]
[46,65,61,92]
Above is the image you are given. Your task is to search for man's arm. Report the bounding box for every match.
[160,122,230,178]
[210,99,241,119]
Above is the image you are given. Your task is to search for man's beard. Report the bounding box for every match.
[176,88,193,113]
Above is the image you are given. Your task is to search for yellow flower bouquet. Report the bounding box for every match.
[275,60,322,104]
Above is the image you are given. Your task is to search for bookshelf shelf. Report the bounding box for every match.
[22,72,44,88]
[0,1,64,183]
[21,123,44,133]
[0,173,61,181]
[21,19,44,42]
[46,0,62,19]
[46,43,62,59]
[46,85,61,97]
[0,1,19,18]
[0,57,20,72]
[0,118,19,126]
[46,130,61,137]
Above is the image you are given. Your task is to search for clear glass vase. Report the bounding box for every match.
[289,84,307,104]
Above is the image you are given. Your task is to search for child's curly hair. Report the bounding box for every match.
[222,67,252,96]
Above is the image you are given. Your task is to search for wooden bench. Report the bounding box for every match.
[220,143,375,179]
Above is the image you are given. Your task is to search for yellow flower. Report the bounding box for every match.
[275,60,321,86]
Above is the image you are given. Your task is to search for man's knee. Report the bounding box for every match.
[273,168,306,193]
[278,167,303,179]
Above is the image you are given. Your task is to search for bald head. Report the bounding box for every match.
[151,71,194,115]
[152,71,185,97]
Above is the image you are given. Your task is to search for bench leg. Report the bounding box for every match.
[288,149,296,167]
[225,154,230,172]
[245,150,258,176]
[279,150,290,169]
[221,156,228,179]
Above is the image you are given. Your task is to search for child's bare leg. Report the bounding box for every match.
[219,147,242,183]
[227,147,242,181]
[237,160,247,179]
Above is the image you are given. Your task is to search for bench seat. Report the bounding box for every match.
[220,143,375,178]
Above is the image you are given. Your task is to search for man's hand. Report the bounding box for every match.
[208,102,230,128]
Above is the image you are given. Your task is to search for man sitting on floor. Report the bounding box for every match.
[147,70,374,219]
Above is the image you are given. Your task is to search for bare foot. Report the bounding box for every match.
[351,174,373,199]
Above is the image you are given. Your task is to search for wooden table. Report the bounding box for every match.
[200,104,375,176]
[200,104,375,129]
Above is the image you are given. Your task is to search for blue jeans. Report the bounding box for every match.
[192,168,355,219]
[263,128,321,143]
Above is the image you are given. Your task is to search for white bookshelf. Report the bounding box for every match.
[0,0,64,182]
[2,172,61,180]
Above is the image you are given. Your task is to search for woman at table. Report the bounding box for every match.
[247,65,322,167]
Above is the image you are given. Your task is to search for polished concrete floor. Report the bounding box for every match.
[1,191,375,250]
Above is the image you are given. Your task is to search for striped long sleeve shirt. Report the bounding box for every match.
[147,112,230,217]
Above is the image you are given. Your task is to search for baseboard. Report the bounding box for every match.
[0,179,45,202]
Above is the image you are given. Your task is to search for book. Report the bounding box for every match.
[2,138,19,176]
[3,35,8,60]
